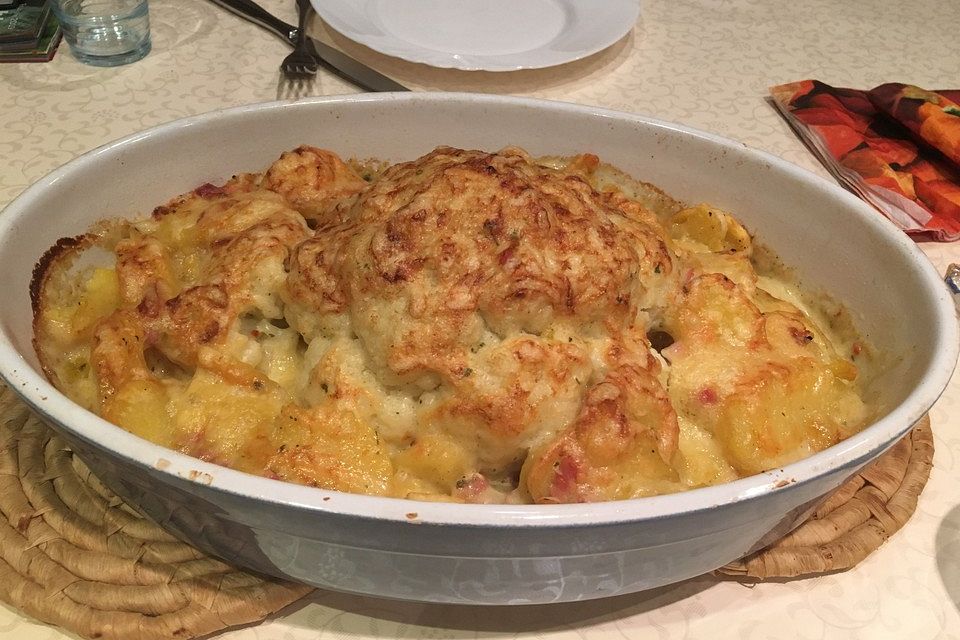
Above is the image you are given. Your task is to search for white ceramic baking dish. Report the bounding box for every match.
[0,94,955,604]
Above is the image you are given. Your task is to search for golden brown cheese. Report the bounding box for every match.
[32,145,870,504]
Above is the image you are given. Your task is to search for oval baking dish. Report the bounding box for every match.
[0,94,955,604]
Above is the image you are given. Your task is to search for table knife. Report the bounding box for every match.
[208,0,410,92]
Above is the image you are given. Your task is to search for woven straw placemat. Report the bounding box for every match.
[718,415,934,579]
[0,380,934,638]
[0,385,312,640]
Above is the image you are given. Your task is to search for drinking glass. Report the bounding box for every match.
[51,0,151,67]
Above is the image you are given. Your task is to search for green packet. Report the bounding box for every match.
[0,0,51,47]
[0,7,59,62]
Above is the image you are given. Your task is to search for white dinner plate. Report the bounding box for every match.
[310,0,640,71]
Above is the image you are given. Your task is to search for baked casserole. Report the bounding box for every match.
[32,145,870,504]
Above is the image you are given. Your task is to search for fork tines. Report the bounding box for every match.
[281,0,320,78]
[280,53,318,77]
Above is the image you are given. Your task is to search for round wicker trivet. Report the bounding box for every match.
[718,415,933,580]
[0,386,312,640]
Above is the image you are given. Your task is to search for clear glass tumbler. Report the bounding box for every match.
[51,0,151,67]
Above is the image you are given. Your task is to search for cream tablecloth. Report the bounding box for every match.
[1,0,959,637]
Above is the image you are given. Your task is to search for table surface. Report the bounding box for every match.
[1,0,959,637]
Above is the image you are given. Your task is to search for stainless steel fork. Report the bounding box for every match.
[210,0,409,91]
[280,0,319,76]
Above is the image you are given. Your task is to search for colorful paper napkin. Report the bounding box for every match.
[770,80,960,241]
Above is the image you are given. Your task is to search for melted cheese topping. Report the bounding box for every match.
[33,145,871,504]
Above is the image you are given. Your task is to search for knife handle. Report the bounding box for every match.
[208,0,296,42]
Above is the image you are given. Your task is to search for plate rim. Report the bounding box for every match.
[311,0,641,71]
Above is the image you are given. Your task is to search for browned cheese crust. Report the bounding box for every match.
[32,145,870,504]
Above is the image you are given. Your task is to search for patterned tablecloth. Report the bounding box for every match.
[1,0,958,637]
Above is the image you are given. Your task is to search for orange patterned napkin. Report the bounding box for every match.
[770,80,960,241]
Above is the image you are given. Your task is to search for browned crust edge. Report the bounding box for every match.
[29,233,96,384]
